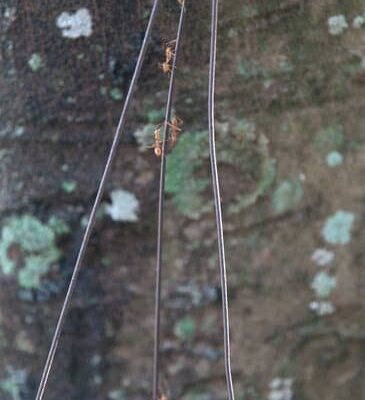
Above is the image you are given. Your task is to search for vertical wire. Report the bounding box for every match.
[152,2,186,399]
[34,1,161,399]
[208,0,235,399]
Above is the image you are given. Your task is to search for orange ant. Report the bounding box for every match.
[147,126,163,157]
[167,116,183,148]
[159,40,176,74]
[147,117,182,156]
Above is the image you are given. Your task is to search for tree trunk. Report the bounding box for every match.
[1,1,365,399]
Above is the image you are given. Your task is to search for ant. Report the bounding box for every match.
[167,116,183,148]
[147,126,163,157]
[159,40,176,74]
[147,117,182,156]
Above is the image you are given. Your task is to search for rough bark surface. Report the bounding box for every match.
[1,1,365,400]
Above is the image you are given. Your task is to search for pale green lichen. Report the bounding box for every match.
[110,88,123,101]
[326,151,343,167]
[48,216,71,235]
[217,120,276,213]
[166,132,210,219]
[230,134,276,213]
[101,257,112,267]
[61,180,77,193]
[314,125,345,153]
[15,331,35,354]
[272,179,303,215]
[311,271,337,298]
[28,53,43,72]
[165,120,275,217]
[278,60,294,73]
[241,4,258,18]
[236,60,269,81]
[0,215,68,289]
[0,367,27,400]
[174,316,196,341]
[322,210,355,245]
[108,389,127,400]
[182,391,211,400]
[147,109,165,124]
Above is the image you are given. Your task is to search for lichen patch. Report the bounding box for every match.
[105,190,139,222]
[56,8,93,39]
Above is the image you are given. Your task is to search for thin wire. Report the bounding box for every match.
[152,2,186,400]
[34,1,161,399]
[208,0,235,399]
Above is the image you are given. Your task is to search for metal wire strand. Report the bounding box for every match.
[208,0,235,399]
[152,2,186,400]
[34,1,161,399]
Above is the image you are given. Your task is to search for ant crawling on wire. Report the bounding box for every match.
[159,40,176,74]
[147,116,183,157]
[148,125,163,157]
[167,115,183,148]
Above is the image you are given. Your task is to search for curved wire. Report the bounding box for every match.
[207,0,235,399]
[152,2,186,399]
[34,1,161,399]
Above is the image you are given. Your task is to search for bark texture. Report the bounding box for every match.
[1,1,365,400]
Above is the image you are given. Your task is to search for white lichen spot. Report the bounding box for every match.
[309,300,335,316]
[14,126,25,137]
[322,210,355,245]
[326,151,343,167]
[28,53,43,72]
[56,8,93,39]
[134,124,155,151]
[4,7,16,20]
[105,189,139,222]
[311,271,337,298]
[353,15,365,29]
[327,15,348,36]
[299,172,306,182]
[311,248,335,267]
[2,7,16,31]
[268,378,293,400]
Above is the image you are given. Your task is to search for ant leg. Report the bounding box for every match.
[166,122,182,131]
[166,39,177,46]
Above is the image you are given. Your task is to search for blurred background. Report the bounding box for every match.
[1,0,365,399]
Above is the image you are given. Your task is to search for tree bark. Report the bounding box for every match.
[1,1,365,400]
